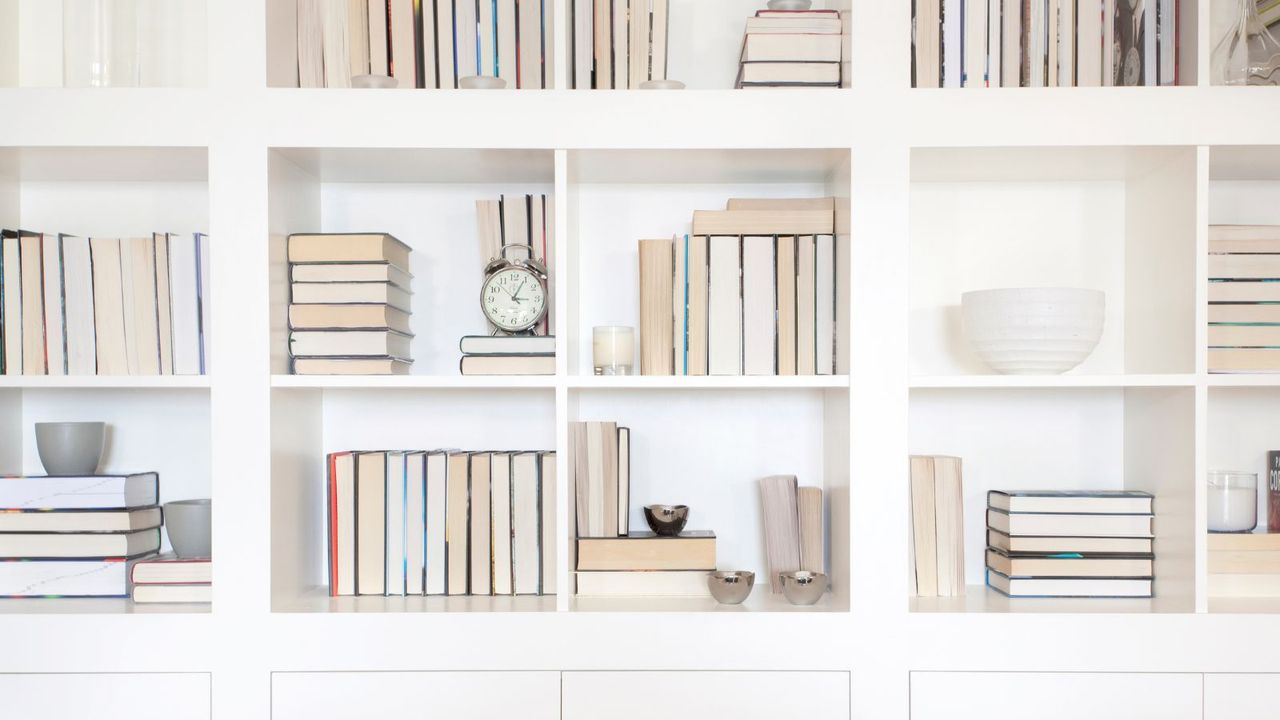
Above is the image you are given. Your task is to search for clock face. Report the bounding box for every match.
[482,266,547,332]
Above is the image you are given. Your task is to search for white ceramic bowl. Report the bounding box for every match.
[961,288,1105,374]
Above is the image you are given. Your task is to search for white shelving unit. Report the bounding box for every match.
[4,0,1280,719]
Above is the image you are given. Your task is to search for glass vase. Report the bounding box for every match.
[63,0,141,87]
[1213,0,1280,85]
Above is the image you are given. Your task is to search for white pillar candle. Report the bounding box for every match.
[1208,472,1259,533]
[593,326,635,375]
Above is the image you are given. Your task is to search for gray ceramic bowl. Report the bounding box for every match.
[643,504,689,536]
[165,499,212,559]
[780,570,827,606]
[708,570,755,604]
[35,422,105,476]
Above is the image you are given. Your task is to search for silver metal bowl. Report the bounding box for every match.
[643,504,689,536]
[780,571,827,606]
[708,570,755,604]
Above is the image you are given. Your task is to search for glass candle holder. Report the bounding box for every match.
[63,0,140,87]
[1208,471,1259,533]
[592,326,634,375]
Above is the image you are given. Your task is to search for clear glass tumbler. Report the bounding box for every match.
[63,0,140,87]
[1208,471,1259,533]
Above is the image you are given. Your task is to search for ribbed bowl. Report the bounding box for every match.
[961,288,1105,375]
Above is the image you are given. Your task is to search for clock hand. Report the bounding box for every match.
[512,279,526,300]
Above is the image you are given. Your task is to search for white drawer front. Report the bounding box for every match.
[0,673,209,720]
[911,672,1201,720]
[271,671,560,720]
[1205,673,1280,719]
[562,671,850,720]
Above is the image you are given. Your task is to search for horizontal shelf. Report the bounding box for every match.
[909,374,1197,389]
[910,586,1190,615]
[0,375,211,389]
[271,375,556,390]
[0,598,210,615]
[570,591,841,613]
[276,589,557,613]
[269,375,849,390]
[568,375,850,390]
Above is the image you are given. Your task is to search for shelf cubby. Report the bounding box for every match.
[908,386,1196,613]
[267,147,555,377]
[910,146,1198,379]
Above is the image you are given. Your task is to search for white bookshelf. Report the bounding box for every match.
[3,0,1280,718]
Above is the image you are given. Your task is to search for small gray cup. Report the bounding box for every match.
[164,499,212,559]
[35,422,105,476]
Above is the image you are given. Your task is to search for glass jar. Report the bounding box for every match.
[1213,0,1280,85]
[1208,471,1259,533]
[63,0,140,87]
[592,326,635,376]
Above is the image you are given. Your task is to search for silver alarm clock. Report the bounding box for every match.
[480,244,549,334]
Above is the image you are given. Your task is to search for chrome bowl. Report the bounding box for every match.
[643,504,689,536]
[708,570,755,605]
[780,571,827,606]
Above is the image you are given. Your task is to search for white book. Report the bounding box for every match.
[1058,0,1074,86]
[168,233,201,375]
[348,0,370,78]
[491,452,514,596]
[470,453,492,596]
[540,452,556,594]
[331,452,356,596]
[1,234,19,374]
[575,570,712,597]
[963,0,986,86]
[479,0,497,77]
[672,234,687,375]
[356,452,386,596]
[420,0,438,87]
[815,235,835,375]
[0,559,132,597]
[987,0,1001,87]
[512,452,540,595]
[127,236,161,376]
[612,0,627,88]
[61,235,96,375]
[41,234,66,375]
[297,0,325,87]
[1002,0,1021,85]
[616,428,629,535]
[796,235,816,375]
[1078,0,1102,86]
[90,238,128,375]
[1029,0,1045,86]
[369,0,389,75]
[573,0,592,87]
[455,0,479,78]
[424,451,448,595]
[497,0,518,87]
[385,451,406,596]
[132,584,212,603]
[943,0,963,87]
[119,237,139,374]
[1047,0,1059,86]
[154,234,173,375]
[1102,0,1115,84]
[437,0,457,88]
[707,235,741,376]
[741,236,776,376]
[321,0,352,87]
[197,234,210,373]
[1158,0,1174,84]
[405,451,425,595]
[1143,0,1155,85]
[519,0,544,88]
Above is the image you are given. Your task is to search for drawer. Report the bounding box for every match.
[911,672,1201,720]
[1205,673,1280,719]
[271,671,560,719]
[562,671,850,720]
[0,673,209,720]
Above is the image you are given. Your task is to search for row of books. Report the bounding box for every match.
[736,9,844,89]
[287,233,414,375]
[985,490,1155,598]
[760,474,824,594]
[474,194,555,336]
[913,0,1180,88]
[0,472,162,598]
[1208,225,1280,373]
[570,0,670,88]
[1208,532,1280,598]
[0,230,209,376]
[132,555,212,604]
[297,0,550,88]
[326,449,556,596]
[637,198,838,376]
[908,455,964,597]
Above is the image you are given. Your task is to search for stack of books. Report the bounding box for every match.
[131,555,212,604]
[637,198,838,376]
[985,490,1155,598]
[1209,533,1280,597]
[327,449,555,596]
[912,0,1180,88]
[908,456,964,597]
[569,0,670,88]
[1208,225,1280,373]
[0,473,161,598]
[760,474,825,593]
[288,233,414,375]
[0,230,209,376]
[296,0,551,89]
[460,335,556,375]
[735,8,843,88]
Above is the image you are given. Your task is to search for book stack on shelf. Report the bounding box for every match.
[1208,533,1280,597]
[131,555,212,604]
[1208,225,1280,373]
[908,456,964,597]
[460,335,556,375]
[570,0,670,88]
[288,233,414,375]
[985,490,1155,598]
[760,474,825,592]
[736,8,843,88]
[571,421,717,596]
[912,0,1180,87]
[327,449,555,597]
[637,198,837,376]
[0,473,161,598]
[0,230,209,376]
[296,0,551,89]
